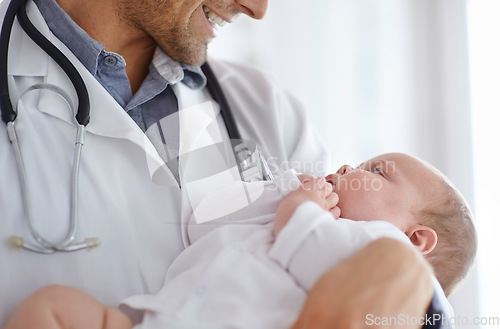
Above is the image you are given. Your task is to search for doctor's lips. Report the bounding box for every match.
[203,6,228,27]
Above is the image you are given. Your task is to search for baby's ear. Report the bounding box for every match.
[405,225,438,255]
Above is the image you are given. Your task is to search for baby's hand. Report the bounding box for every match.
[293,176,341,218]
[274,176,340,236]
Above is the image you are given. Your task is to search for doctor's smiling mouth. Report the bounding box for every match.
[198,0,269,40]
[194,0,269,62]
[132,0,268,67]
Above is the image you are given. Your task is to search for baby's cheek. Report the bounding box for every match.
[335,192,360,219]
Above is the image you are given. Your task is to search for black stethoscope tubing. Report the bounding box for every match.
[0,0,90,126]
[0,0,23,124]
[201,62,241,140]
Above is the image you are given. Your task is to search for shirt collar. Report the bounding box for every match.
[33,0,104,77]
[33,0,206,90]
[151,47,206,89]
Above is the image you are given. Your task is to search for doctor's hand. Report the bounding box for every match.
[291,238,434,329]
[275,177,340,236]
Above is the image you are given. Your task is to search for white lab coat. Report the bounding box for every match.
[0,0,329,325]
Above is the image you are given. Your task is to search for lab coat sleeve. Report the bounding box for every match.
[422,278,456,329]
[268,201,411,291]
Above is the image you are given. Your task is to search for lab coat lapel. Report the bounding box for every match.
[41,59,179,186]
[175,83,222,158]
[205,58,234,87]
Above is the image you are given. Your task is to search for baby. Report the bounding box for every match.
[3,153,477,329]
[275,152,476,297]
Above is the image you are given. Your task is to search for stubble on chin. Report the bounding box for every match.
[156,32,209,66]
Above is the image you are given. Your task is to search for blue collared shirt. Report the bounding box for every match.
[33,0,207,132]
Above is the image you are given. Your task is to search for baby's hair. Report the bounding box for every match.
[415,175,477,297]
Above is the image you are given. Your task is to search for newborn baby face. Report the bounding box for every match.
[325,153,440,231]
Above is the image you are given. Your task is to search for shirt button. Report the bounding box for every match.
[104,55,118,66]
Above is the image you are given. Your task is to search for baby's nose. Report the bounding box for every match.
[337,165,354,175]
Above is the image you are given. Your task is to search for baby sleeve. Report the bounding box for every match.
[268,201,410,291]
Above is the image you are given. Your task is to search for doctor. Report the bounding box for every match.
[0,0,440,328]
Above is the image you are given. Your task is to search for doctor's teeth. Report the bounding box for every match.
[206,10,227,27]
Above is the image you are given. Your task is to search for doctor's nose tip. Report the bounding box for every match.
[337,165,353,175]
[236,0,268,19]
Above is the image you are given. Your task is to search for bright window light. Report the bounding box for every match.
[468,0,500,320]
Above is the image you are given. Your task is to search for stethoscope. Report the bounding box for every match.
[0,0,273,254]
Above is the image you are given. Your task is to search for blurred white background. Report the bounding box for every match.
[209,0,499,327]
